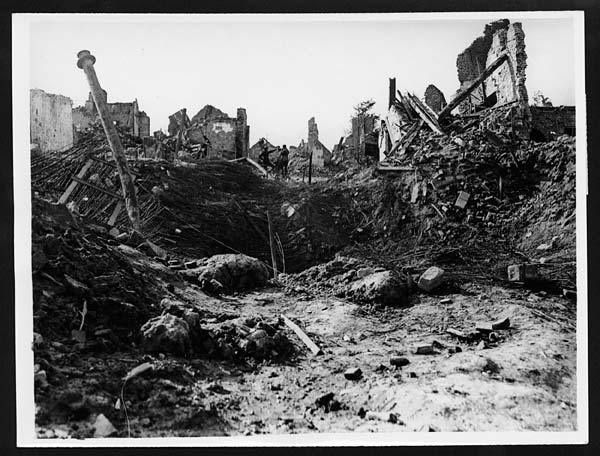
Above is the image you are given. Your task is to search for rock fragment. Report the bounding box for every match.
[93,414,117,438]
[140,313,191,356]
[344,367,363,380]
[348,270,409,306]
[417,267,445,292]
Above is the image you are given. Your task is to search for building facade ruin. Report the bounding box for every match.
[307,117,332,168]
[30,89,74,152]
[72,91,150,139]
[169,104,249,160]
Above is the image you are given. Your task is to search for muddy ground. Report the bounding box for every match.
[33,250,576,438]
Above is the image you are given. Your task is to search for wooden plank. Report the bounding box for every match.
[108,200,124,226]
[244,157,268,176]
[88,155,141,176]
[397,120,424,155]
[281,314,323,356]
[71,176,123,200]
[396,91,415,121]
[58,159,94,204]
[376,165,415,172]
[439,53,509,118]
[266,211,278,279]
[404,93,445,135]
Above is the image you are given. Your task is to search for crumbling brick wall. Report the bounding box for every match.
[30,89,73,152]
[484,23,528,108]
[530,106,576,140]
[424,84,447,114]
[455,19,510,109]
[168,109,191,136]
[455,20,529,113]
[454,19,530,139]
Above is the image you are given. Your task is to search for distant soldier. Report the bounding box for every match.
[259,139,275,169]
[279,145,290,178]
[201,134,211,158]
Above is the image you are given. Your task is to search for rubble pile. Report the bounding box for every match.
[31,128,356,273]
[31,197,166,346]
[204,315,295,362]
[280,256,375,295]
[280,255,409,307]
[332,106,576,287]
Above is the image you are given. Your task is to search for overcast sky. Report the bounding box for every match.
[27,14,577,149]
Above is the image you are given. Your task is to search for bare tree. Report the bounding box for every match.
[533,90,553,107]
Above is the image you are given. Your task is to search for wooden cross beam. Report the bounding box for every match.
[438,53,509,119]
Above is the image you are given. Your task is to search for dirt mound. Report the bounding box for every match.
[180,254,270,291]
[31,197,168,345]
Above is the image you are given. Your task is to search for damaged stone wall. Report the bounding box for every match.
[73,92,150,139]
[485,23,528,108]
[30,89,74,152]
[168,109,191,136]
[454,19,530,139]
[455,19,510,110]
[424,85,447,114]
[455,20,529,116]
[183,105,249,160]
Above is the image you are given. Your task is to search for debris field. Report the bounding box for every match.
[29,19,578,438]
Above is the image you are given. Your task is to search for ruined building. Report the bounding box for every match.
[307,117,332,168]
[72,91,150,139]
[454,20,528,114]
[169,104,249,160]
[378,19,575,155]
[30,89,74,153]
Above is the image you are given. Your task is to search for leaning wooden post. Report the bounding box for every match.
[76,50,141,231]
[266,211,278,279]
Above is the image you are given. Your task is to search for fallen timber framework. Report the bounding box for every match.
[380,51,516,167]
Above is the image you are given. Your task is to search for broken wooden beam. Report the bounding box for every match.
[281,314,323,356]
[243,157,268,176]
[71,176,123,200]
[107,200,124,226]
[376,165,415,172]
[266,210,278,279]
[398,119,424,155]
[396,90,416,121]
[58,159,94,205]
[404,92,445,135]
[438,52,509,119]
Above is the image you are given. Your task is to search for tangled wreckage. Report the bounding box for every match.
[29,20,578,438]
